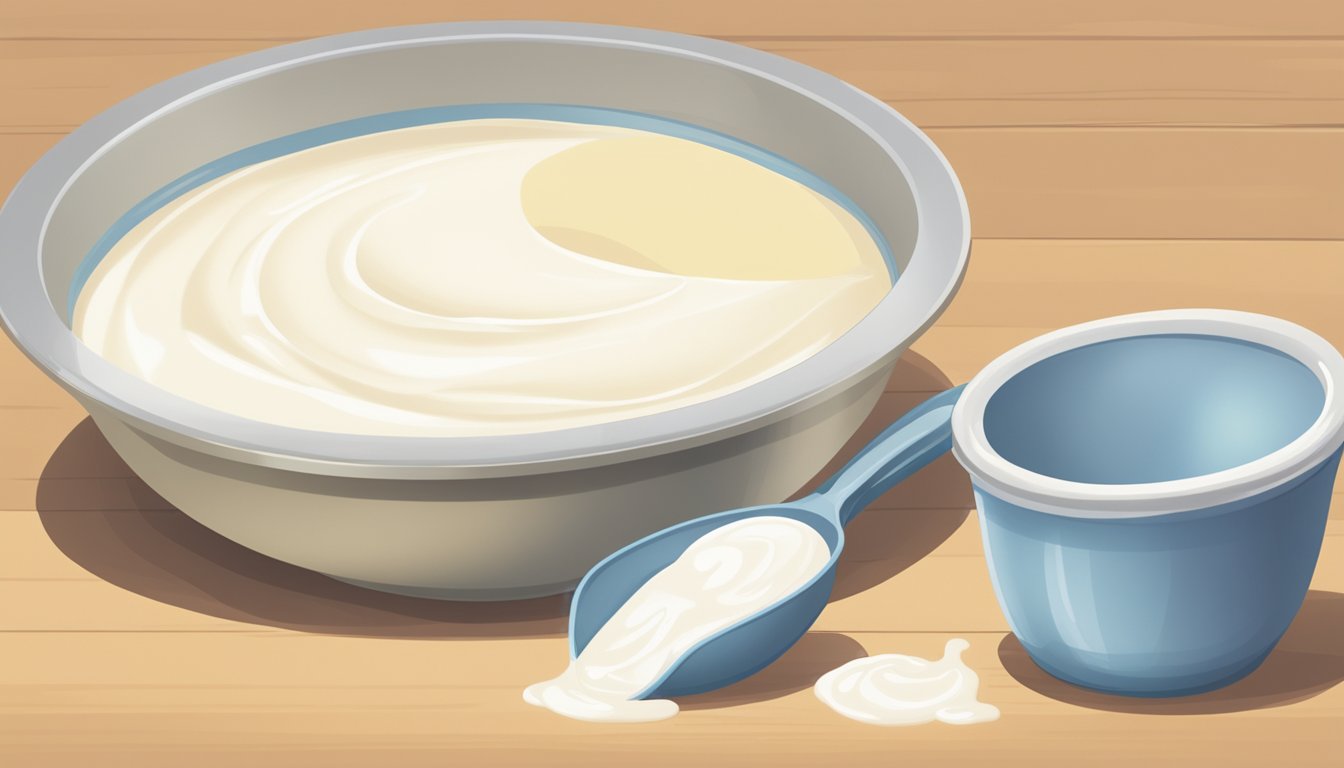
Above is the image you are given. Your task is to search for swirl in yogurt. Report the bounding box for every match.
[73,118,890,436]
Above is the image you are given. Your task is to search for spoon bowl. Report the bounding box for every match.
[568,386,964,698]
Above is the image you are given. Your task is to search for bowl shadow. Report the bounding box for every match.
[997,589,1344,714]
[678,631,868,710]
[34,350,966,640]
[36,420,570,639]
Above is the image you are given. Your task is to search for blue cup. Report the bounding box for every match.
[950,310,1344,697]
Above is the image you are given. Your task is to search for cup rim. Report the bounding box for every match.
[950,309,1344,518]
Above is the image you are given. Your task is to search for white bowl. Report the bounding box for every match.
[0,22,969,599]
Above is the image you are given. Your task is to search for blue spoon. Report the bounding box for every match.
[567,385,965,699]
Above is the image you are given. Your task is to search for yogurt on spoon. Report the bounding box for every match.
[525,516,830,722]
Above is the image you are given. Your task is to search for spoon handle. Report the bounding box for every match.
[816,385,965,526]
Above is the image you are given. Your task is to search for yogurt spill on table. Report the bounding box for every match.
[815,639,1000,726]
[525,516,830,722]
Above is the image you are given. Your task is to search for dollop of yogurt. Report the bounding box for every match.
[525,516,830,723]
[814,639,1000,726]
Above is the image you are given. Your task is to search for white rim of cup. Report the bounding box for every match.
[950,309,1344,519]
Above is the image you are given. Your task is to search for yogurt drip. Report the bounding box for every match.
[814,639,999,726]
[525,516,830,722]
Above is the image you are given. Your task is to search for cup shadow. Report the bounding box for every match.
[997,589,1344,714]
[34,350,966,641]
[678,632,868,710]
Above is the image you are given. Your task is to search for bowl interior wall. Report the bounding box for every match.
[42,39,918,320]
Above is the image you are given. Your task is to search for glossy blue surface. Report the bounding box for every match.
[568,386,964,699]
[984,334,1324,484]
[977,449,1339,696]
[976,332,1337,696]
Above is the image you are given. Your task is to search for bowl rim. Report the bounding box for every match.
[951,309,1344,518]
[0,21,970,478]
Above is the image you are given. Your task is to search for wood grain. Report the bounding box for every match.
[5,129,1343,239]
[5,0,1344,40]
[2,1,1343,765]
[932,128,1344,239]
[0,626,1339,768]
[1,506,1338,633]
[7,38,1344,130]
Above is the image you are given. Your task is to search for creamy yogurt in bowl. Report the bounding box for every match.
[0,23,969,599]
[72,113,892,437]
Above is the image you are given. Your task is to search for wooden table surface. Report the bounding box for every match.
[3,2,1343,765]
